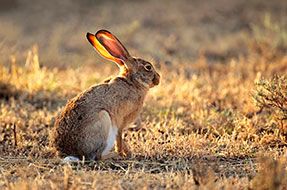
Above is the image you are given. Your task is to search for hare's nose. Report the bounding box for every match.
[153,73,160,86]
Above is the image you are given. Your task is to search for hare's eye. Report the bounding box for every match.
[144,65,152,71]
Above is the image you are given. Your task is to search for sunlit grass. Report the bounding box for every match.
[1,38,287,189]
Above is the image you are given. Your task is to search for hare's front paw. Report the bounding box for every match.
[119,149,131,158]
[120,143,131,158]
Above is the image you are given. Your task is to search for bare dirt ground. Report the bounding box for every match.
[1,0,287,189]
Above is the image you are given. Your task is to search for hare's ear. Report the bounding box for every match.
[87,30,130,68]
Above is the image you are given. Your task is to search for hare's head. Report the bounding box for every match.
[87,30,160,89]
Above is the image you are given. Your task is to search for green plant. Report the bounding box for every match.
[252,75,287,138]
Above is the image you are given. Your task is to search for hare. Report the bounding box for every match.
[53,29,160,161]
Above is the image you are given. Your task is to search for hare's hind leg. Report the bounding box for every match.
[81,110,117,160]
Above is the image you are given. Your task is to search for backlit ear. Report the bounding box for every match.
[96,30,130,61]
[87,30,130,67]
[87,32,124,67]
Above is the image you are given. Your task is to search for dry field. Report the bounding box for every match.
[1,0,287,189]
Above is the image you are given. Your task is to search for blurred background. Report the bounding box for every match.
[0,0,287,69]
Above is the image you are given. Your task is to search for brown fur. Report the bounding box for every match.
[53,33,160,160]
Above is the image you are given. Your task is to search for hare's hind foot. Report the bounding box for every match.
[63,156,80,163]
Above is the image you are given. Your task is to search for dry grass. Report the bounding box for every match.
[1,39,287,189]
[1,0,287,189]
